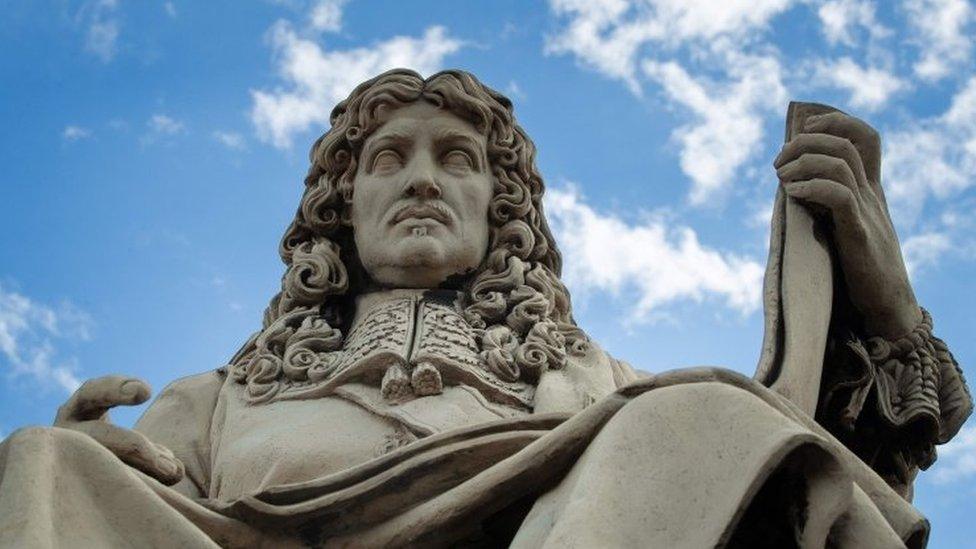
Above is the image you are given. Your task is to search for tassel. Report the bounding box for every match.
[381,363,412,402]
[411,361,443,396]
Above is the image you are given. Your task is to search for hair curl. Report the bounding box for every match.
[229,69,588,403]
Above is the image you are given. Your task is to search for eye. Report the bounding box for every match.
[442,149,474,172]
[371,149,402,174]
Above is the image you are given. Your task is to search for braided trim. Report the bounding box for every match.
[864,308,932,362]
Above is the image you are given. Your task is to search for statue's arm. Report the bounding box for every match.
[134,370,224,499]
[772,106,973,497]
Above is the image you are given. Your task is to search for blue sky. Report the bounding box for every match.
[1,0,975,545]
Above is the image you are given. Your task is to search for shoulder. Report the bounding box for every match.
[134,369,226,496]
[535,340,644,414]
[136,369,225,428]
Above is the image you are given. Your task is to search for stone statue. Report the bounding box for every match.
[0,69,971,548]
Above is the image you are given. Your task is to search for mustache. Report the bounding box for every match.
[391,202,452,224]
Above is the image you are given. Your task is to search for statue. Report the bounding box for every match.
[0,69,971,548]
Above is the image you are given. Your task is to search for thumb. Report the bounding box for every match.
[56,375,152,423]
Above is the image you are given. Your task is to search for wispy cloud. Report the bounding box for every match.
[885,76,976,226]
[251,13,463,148]
[62,125,92,141]
[164,1,177,18]
[812,57,905,111]
[309,0,346,32]
[547,1,791,204]
[141,114,185,145]
[546,0,976,229]
[902,231,953,276]
[904,0,974,82]
[80,0,121,63]
[817,0,890,46]
[0,283,92,394]
[642,48,787,205]
[148,114,184,135]
[505,80,526,101]
[212,130,246,150]
[546,186,764,322]
[931,425,976,484]
[545,0,794,95]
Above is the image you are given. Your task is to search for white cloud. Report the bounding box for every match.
[505,80,526,101]
[884,76,976,225]
[902,231,953,275]
[81,0,120,63]
[880,83,975,270]
[813,57,905,111]
[642,48,787,204]
[142,114,185,145]
[904,0,974,81]
[251,22,463,149]
[108,118,129,131]
[148,114,184,135]
[546,186,764,321]
[886,128,970,219]
[545,0,794,93]
[931,425,976,484]
[944,75,976,129]
[212,130,246,150]
[309,0,346,32]
[546,2,791,204]
[817,0,889,46]
[62,125,92,141]
[164,1,177,18]
[0,284,91,394]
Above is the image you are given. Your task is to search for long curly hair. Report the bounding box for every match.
[229,69,588,403]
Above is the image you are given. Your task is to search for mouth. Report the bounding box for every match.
[391,203,451,226]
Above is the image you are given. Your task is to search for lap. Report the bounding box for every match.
[515,379,902,548]
[0,426,226,549]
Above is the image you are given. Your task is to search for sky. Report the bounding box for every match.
[1,0,974,545]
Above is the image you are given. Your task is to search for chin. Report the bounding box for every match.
[365,239,483,289]
[395,237,448,266]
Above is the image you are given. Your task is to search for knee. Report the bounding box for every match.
[612,381,768,434]
[3,425,95,452]
[4,426,56,446]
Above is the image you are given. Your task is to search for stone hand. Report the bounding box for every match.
[774,111,922,339]
[54,375,185,485]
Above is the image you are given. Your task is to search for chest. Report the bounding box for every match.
[209,395,415,502]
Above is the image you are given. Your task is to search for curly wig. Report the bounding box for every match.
[229,69,588,403]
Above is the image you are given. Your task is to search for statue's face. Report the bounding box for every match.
[351,102,493,288]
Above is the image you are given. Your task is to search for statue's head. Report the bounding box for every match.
[350,100,493,289]
[231,69,587,402]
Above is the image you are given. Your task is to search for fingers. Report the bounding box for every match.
[51,375,182,486]
[782,178,860,228]
[777,153,861,198]
[56,376,152,423]
[774,133,868,187]
[71,421,185,486]
[802,111,881,182]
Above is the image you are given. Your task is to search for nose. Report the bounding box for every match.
[404,156,442,199]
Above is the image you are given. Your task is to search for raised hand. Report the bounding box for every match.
[774,111,922,339]
[54,375,185,485]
